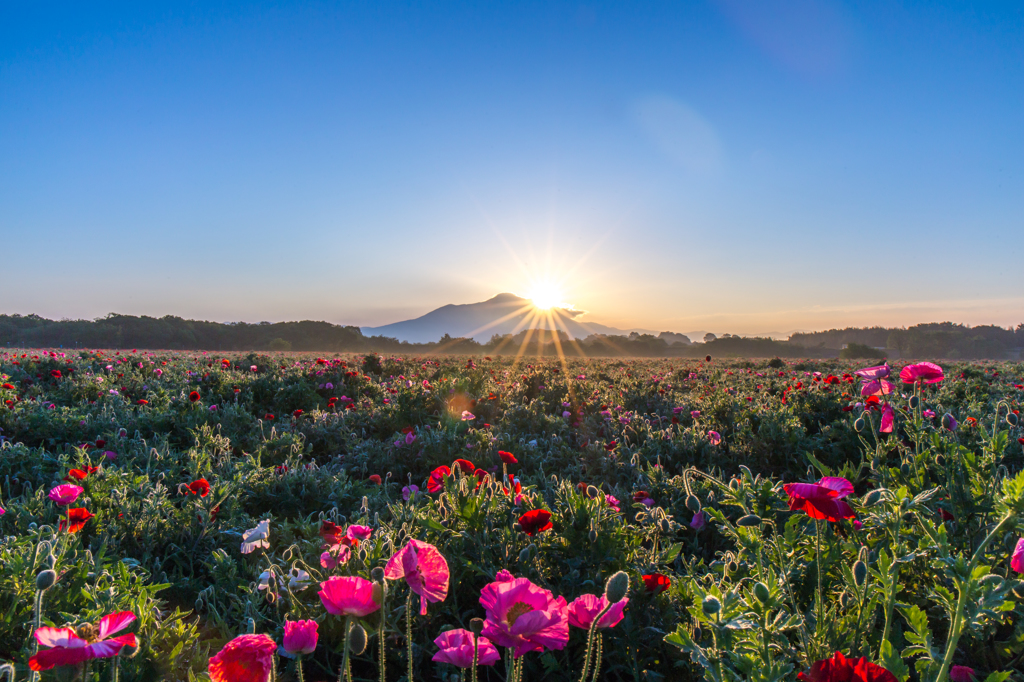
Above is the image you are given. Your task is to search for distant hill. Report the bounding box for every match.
[361,293,656,343]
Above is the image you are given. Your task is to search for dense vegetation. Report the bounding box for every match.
[1,349,1023,681]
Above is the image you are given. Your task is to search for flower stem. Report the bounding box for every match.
[578,603,612,682]
[814,520,823,632]
[406,591,414,682]
[296,658,305,682]
[589,633,603,682]
[471,632,479,682]
[378,584,387,682]
[339,618,352,682]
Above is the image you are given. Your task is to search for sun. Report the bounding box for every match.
[528,283,565,310]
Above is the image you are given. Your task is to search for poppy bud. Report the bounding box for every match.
[518,547,531,563]
[659,519,671,533]
[942,413,957,430]
[604,571,630,603]
[853,560,867,587]
[693,624,701,640]
[348,623,368,655]
[701,595,721,615]
[909,395,919,409]
[588,530,598,543]
[513,523,522,533]
[737,514,761,527]
[853,418,865,432]
[358,548,367,563]
[685,495,701,513]
[864,490,882,506]
[371,567,385,582]
[266,591,276,604]
[1008,413,1019,426]
[935,454,946,467]
[35,569,56,591]
[586,485,599,499]
[372,582,384,605]
[900,463,911,477]
[469,618,484,635]
[753,582,770,604]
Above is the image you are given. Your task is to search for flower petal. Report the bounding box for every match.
[97,611,136,639]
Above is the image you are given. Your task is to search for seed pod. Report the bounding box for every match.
[853,560,867,587]
[737,514,762,527]
[701,595,721,615]
[685,495,701,513]
[35,569,57,591]
[604,571,630,603]
[588,530,598,543]
[469,618,484,635]
[864,490,882,506]
[1007,413,1019,426]
[909,395,919,409]
[854,417,865,432]
[348,623,368,655]
[753,582,770,604]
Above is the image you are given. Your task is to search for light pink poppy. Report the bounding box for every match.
[879,403,895,433]
[29,612,137,671]
[567,593,628,630]
[1011,538,1024,573]
[860,379,896,397]
[282,619,318,656]
[479,576,570,657]
[48,484,83,507]
[853,364,890,380]
[318,576,381,617]
[783,477,856,523]
[320,544,352,569]
[432,629,501,668]
[385,539,450,615]
[899,362,944,385]
[208,634,276,682]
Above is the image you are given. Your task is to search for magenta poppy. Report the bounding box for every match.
[567,593,628,629]
[282,619,318,656]
[479,576,570,657]
[385,539,450,615]
[29,612,137,671]
[899,362,944,385]
[432,629,501,668]
[1011,538,1024,573]
[879,403,895,433]
[783,477,855,523]
[208,634,277,682]
[319,576,381,617]
[49,484,83,506]
[853,364,890,380]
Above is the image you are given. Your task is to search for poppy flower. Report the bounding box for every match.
[50,370,62,379]
[1,383,14,390]
[518,509,553,536]
[452,458,475,473]
[319,576,381,617]
[427,465,451,493]
[136,399,149,405]
[49,484,83,506]
[385,539,450,615]
[282,619,318,657]
[346,525,373,541]
[949,667,976,682]
[879,404,895,433]
[292,409,303,418]
[861,379,895,397]
[798,651,897,682]
[432,629,500,668]
[264,413,274,420]
[208,634,277,682]
[641,573,670,594]
[402,484,419,501]
[61,508,95,533]
[479,576,570,657]
[241,519,270,554]
[853,364,890,380]
[368,474,382,485]
[1011,538,1024,573]
[498,450,518,464]
[28,612,137,671]
[187,479,210,497]
[320,521,345,545]
[899,362,944,385]
[189,391,200,402]
[567,594,628,629]
[708,430,722,445]
[320,544,352,569]
[783,477,856,523]
[63,467,96,482]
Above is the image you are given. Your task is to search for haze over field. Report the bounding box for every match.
[1,2,1022,334]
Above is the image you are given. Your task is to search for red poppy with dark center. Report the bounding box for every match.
[452,459,475,473]
[61,508,95,533]
[498,450,518,464]
[2,383,14,390]
[50,370,62,379]
[264,413,274,420]
[187,479,210,497]
[798,651,897,682]
[293,409,303,418]
[95,439,106,447]
[189,391,201,402]
[368,474,382,485]
[518,509,553,536]
[427,465,451,492]
[320,521,344,545]
[642,573,671,594]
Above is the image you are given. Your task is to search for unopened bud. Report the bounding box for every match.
[1007,412,1019,426]
[658,519,671,533]
[701,595,721,615]
[853,417,865,432]
[909,395,919,409]
[864,490,882,506]
[753,582,770,604]
[685,495,701,513]
[36,569,57,591]
[588,530,598,543]
[469,618,484,635]
[900,463,911,477]
[604,571,630,603]
[737,514,761,527]
[586,485,599,499]
[934,454,946,467]
[371,567,385,582]
[518,548,531,563]
[348,623,368,655]
[853,560,867,587]
[372,582,384,605]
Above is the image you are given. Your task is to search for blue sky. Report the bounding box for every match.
[2,1,1021,335]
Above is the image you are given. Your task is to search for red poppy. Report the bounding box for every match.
[264,413,275,420]
[474,469,489,485]
[320,521,344,545]
[604,441,617,451]
[783,478,856,523]
[293,409,303,418]
[798,651,897,682]
[368,474,382,485]
[401,426,414,435]
[1018,437,1024,445]
[1,383,14,390]
[137,399,149,405]
[61,508,95,533]
[452,459,476,473]
[940,509,954,521]
[95,439,106,447]
[642,573,671,594]
[427,465,451,493]
[187,479,210,497]
[189,391,201,402]
[63,468,96,482]
[633,491,650,502]
[518,509,553,536]
[498,450,518,464]
[50,370,62,379]
[705,355,712,363]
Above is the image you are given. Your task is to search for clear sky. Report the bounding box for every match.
[2,1,1022,336]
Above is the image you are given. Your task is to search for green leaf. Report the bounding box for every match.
[982,672,1012,682]
[879,639,910,682]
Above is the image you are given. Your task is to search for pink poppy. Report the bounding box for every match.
[1011,538,1024,573]
[318,576,381,617]
[949,666,976,682]
[860,379,895,397]
[402,484,419,501]
[708,431,722,446]
[48,484,83,506]
[567,594,628,630]
[899,362,944,385]
[208,634,277,682]
[282,619,318,656]
[853,364,890,380]
[346,525,373,542]
[690,511,706,530]
[29,612,137,671]
[320,544,351,569]
[432,629,501,668]
[879,404,895,433]
[783,477,856,523]
[479,576,570,657]
[385,539,450,615]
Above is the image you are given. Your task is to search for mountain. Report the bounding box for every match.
[361,293,657,343]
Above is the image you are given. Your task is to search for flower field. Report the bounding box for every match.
[1,350,1023,682]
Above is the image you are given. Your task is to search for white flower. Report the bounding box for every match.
[257,569,274,590]
[241,519,270,554]
[288,568,311,591]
